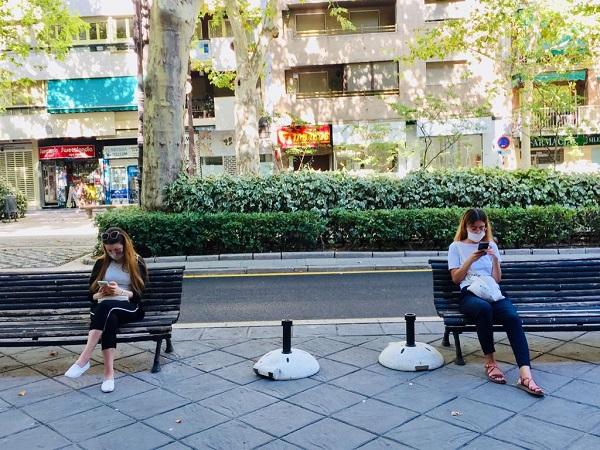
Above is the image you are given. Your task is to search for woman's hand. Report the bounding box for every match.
[104,281,120,296]
[467,250,486,264]
[485,248,498,259]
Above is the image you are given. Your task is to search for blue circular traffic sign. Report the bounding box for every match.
[497,135,511,149]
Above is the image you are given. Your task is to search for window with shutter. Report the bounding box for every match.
[0,149,35,200]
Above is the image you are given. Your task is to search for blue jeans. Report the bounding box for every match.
[459,288,530,367]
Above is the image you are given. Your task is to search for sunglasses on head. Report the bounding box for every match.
[101,230,121,243]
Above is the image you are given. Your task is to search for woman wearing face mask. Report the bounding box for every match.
[447,208,544,396]
[65,227,148,393]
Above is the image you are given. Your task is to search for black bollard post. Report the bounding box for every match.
[282,320,292,354]
[405,313,416,347]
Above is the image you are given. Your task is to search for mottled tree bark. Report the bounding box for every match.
[142,0,201,209]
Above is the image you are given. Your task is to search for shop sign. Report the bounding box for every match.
[531,134,600,148]
[103,145,139,159]
[39,145,95,160]
[277,125,331,149]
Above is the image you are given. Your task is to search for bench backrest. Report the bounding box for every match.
[430,258,600,319]
[0,266,185,319]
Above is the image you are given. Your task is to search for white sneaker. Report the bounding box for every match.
[64,361,90,378]
[101,379,115,393]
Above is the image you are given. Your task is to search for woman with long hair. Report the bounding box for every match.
[448,208,544,396]
[65,227,148,393]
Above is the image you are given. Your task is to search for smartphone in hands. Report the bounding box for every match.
[97,281,109,287]
[478,242,490,251]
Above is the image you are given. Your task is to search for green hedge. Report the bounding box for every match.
[0,177,27,218]
[96,206,600,256]
[95,208,326,256]
[163,169,600,215]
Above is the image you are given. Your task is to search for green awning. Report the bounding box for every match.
[48,77,138,114]
[534,70,587,83]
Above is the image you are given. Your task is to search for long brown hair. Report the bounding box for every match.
[454,208,494,242]
[91,227,145,294]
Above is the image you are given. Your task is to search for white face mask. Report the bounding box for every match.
[107,251,123,261]
[467,230,485,242]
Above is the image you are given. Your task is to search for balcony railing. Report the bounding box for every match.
[294,24,396,38]
[295,88,398,99]
[0,106,47,116]
[191,97,215,118]
[514,105,600,131]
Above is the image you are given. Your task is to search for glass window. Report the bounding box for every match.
[208,19,233,38]
[346,63,372,92]
[349,10,379,29]
[426,134,483,169]
[426,61,468,85]
[298,72,328,93]
[295,13,326,32]
[116,18,132,39]
[75,20,108,42]
[372,61,398,90]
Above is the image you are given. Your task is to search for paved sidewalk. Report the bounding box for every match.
[1,319,599,449]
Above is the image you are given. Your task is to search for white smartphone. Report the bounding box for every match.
[97,281,109,287]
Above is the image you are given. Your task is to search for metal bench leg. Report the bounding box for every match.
[151,338,163,373]
[165,337,174,353]
[452,331,465,365]
[442,329,451,347]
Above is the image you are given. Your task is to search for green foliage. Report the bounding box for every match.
[0,177,27,217]
[94,205,600,256]
[95,208,326,257]
[164,169,600,215]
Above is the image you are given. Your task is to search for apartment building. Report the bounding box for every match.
[2,0,600,207]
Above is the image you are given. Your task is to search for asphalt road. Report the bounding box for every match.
[179,270,436,323]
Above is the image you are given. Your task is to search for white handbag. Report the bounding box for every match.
[465,273,505,302]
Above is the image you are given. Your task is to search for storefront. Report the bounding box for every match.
[101,142,139,204]
[530,134,600,169]
[38,142,104,208]
[276,124,333,170]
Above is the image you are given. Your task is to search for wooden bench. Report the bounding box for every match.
[430,258,600,365]
[0,265,184,373]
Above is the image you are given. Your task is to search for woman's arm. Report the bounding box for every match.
[450,251,484,285]
[488,249,502,283]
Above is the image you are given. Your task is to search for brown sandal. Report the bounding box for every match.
[485,363,506,384]
[517,377,545,397]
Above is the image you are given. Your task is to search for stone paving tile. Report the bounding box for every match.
[160,341,214,360]
[49,404,135,442]
[0,378,71,407]
[0,346,36,355]
[221,339,279,359]
[358,335,405,352]
[200,338,247,350]
[182,419,273,450]
[247,326,283,339]
[81,375,156,402]
[286,384,365,416]
[521,396,600,432]
[326,346,381,368]
[239,401,323,437]
[384,416,478,450]
[330,370,403,397]
[257,440,303,450]
[426,397,514,433]
[460,435,525,450]
[336,323,384,336]
[358,437,412,449]
[577,364,600,384]
[553,379,600,407]
[21,390,102,422]
[284,418,376,450]
[109,388,190,420]
[0,425,71,450]
[529,330,586,340]
[80,422,172,450]
[329,335,379,346]
[200,386,278,418]
[333,399,418,435]
[570,331,600,348]
[465,380,541,412]
[374,382,457,413]
[445,354,515,378]
[172,328,205,341]
[498,334,565,353]
[487,415,584,449]
[473,342,542,365]
[309,358,359,383]
[569,433,600,449]
[201,327,249,340]
[503,365,572,394]
[292,324,337,337]
[362,362,427,381]
[112,351,160,373]
[134,361,204,387]
[0,398,10,413]
[295,337,353,357]
[10,346,73,366]
[549,341,600,363]
[58,366,126,390]
[0,408,37,439]
[0,367,45,391]
[211,359,261,385]
[144,403,229,440]
[0,355,24,373]
[162,372,237,402]
[248,377,321,399]
[183,350,245,372]
[413,366,486,396]
[32,355,84,378]
[531,352,596,378]
[157,442,193,450]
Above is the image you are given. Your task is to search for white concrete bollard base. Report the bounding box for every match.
[254,348,320,380]
[379,341,444,371]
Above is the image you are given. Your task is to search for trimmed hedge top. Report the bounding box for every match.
[163,169,600,215]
